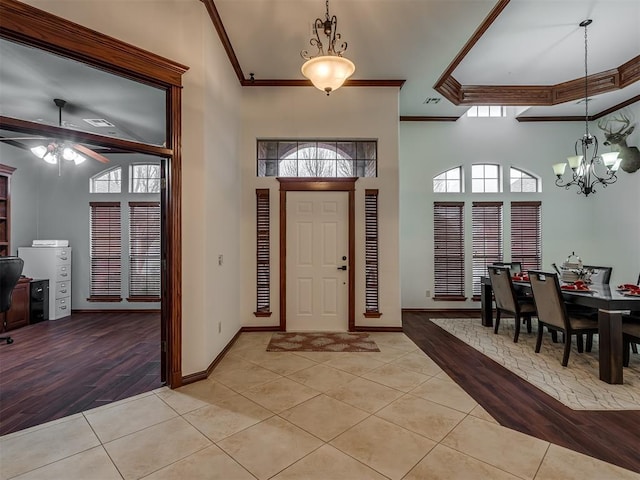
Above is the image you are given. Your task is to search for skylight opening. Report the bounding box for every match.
[467,106,506,118]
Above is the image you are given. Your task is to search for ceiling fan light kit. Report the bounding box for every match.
[25,98,109,174]
[553,19,620,197]
[301,0,355,95]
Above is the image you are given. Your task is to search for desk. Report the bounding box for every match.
[480,277,640,384]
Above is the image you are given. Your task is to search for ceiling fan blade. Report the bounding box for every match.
[0,136,47,141]
[73,143,110,163]
[0,137,32,150]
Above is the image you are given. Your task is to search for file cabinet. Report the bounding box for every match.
[18,246,72,320]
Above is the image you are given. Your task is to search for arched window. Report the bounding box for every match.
[90,167,122,193]
[433,167,462,193]
[257,140,377,178]
[510,167,540,192]
[472,164,501,193]
[130,164,161,193]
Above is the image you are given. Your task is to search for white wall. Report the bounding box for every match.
[240,87,402,328]
[24,0,243,376]
[400,104,640,309]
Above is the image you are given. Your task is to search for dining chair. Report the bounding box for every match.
[528,270,600,367]
[488,265,536,343]
[623,321,640,367]
[583,265,613,284]
[493,261,522,277]
[565,265,613,348]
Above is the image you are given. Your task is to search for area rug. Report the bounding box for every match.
[266,332,380,352]
[430,318,640,411]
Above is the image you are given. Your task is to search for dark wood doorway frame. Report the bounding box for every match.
[278,178,357,332]
[0,0,187,387]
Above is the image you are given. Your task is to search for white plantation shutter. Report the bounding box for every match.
[89,202,122,300]
[129,202,161,300]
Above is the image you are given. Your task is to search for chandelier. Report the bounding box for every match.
[552,20,620,197]
[301,0,355,95]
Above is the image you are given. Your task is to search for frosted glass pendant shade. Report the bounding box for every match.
[301,56,355,94]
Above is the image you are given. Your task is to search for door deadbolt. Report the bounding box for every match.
[342,256,347,261]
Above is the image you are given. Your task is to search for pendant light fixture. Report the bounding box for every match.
[552,20,620,196]
[301,0,355,95]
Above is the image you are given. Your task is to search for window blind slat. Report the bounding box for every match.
[434,202,465,299]
[472,202,503,297]
[365,190,380,313]
[256,190,270,313]
[129,202,161,299]
[90,203,122,298]
[511,201,542,271]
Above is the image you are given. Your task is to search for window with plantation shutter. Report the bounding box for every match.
[364,190,381,316]
[128,202,161,301]
[434,202,465,300]
[511,201,542,271]
[472,202,503,298]
[89,202,122,301]
[255,189,271,316]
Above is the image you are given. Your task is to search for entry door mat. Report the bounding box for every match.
[266,332,380,352]
[431,318,640,410]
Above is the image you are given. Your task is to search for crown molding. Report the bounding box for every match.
[242,78,405,88]
[201,0,405,90]
[399,116,459,122]
[433,0,511,93]
[516,95,640,122]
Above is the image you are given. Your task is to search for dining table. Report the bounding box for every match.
[480,276,640,384]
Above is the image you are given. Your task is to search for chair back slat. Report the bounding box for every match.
[493,262,522,276]
[529,270,568,331]
[0,257,24,313]
[488,265,518,313]
[584,265,612,284]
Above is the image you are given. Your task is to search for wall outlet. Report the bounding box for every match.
[218,254,223,266]
[425,290,431,297]
[218,321,222,333]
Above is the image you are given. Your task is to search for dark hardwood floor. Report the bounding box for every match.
[0,312,162,436]
[403,310,640,475]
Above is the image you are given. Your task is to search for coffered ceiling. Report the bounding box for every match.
[212,0,640,119]
[0,0,638,148]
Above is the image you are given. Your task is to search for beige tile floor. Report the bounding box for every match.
[2,332,639,480]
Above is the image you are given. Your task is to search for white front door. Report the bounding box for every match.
[286,191,349,331]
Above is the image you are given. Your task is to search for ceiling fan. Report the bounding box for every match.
[0,98,110,166]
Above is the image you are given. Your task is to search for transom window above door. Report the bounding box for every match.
[257,140,377,177]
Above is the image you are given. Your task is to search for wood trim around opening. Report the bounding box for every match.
[1,0,184,388]
[278,178,357,332]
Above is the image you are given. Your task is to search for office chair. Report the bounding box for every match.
[0,257,25,345]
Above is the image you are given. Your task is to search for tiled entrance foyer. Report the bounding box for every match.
[1,333,638,480]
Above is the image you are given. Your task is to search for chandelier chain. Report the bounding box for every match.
[583,21,589,137]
